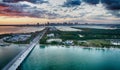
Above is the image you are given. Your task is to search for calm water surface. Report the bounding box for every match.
[0,26,20,34]
[0,26,117,34]
[0,45,25,69]
[19,44,120,70]
[0,26,44,34]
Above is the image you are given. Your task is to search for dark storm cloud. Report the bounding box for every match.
[103,0,120,10]
[63,0,120,10]
[28,0,48,3]
[83,0,120,10]
[3,0,48,3]
[83,0,99,4]
[63,0,81,7]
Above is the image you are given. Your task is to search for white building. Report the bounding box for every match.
[47,33,54,38]
[64,40,74,45]
[46,39,62,43]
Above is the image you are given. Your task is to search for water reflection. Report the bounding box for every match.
[19,45,120,70]
[82,47,93,50]
[40,45,46,49]
[0,45,25,69]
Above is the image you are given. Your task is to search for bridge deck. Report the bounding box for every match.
[2,29,47,70]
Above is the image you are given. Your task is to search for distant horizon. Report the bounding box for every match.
[0,22,120,26]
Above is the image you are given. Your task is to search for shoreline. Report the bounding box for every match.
[40,44,120,49]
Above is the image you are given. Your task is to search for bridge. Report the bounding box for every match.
[2,28,48,70]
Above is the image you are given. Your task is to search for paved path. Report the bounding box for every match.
[2,29,47,70]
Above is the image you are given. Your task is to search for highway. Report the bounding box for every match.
[2,28,47,70]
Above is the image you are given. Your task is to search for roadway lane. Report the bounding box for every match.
[2,28,47,70]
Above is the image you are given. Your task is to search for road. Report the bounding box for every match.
[2,28,47,70]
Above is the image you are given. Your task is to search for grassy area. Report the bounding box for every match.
[39,27,120,48]
[78,39,115,47]
[72,27,120,40]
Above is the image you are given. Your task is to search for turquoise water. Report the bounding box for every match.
[19,45,120,70]
[0,45,25,69]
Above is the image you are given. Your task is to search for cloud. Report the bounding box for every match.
[0,1,60,18]
[48,0,66,6]
[0,0,120,24]
[30,0,48,3]
[83,0,120,10]
[106,3,120,10]
[3,0,48,3]
[83,0,99,4]
[63,0,81,7]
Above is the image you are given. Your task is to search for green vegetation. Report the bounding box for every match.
[39,27,120,48]
[0,34,12,39]
[78,39,115,47]
[40,30,48,44]
[44,27,120,41]
[72,27,120,40]
[3,31,41,44]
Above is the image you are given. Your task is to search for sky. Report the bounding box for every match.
[0,0,120,24]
